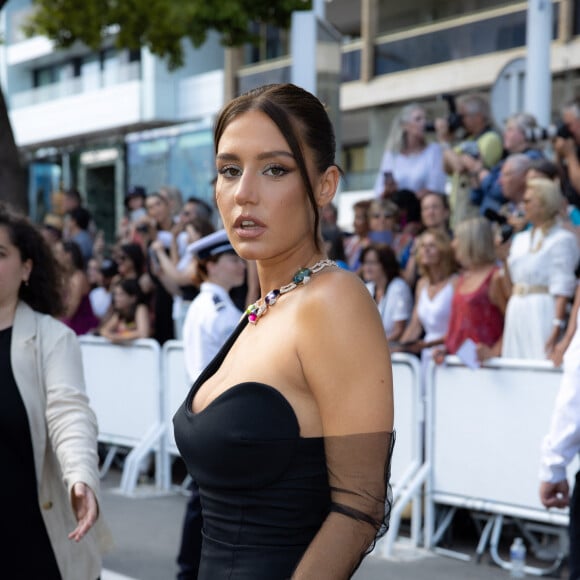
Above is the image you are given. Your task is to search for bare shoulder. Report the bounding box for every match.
[296,267,388,353]
[302,267,379,320]
[296,267,393,434]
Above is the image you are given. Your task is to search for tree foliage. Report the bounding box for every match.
[25,0,312,69]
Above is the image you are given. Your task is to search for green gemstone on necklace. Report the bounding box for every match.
[247,259,335,325]
[293,267,312,284]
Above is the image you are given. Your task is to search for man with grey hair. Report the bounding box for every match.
[497,153,533,234]
[554,98,580,210]
[471,112,545,215]
[436,93,503,228]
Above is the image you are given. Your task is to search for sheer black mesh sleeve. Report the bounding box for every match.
[292,430,395,579]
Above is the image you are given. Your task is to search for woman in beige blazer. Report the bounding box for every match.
[0,204,105,579]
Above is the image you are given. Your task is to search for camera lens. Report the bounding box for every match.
[557,122,573,140]
[500,223,514,244]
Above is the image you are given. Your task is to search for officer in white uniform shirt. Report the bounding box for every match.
[182,229,246,382]
[178,229,246,579]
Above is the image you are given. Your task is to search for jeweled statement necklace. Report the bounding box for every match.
[245,259,336,324]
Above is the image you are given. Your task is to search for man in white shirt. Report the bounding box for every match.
[539,284,580,579]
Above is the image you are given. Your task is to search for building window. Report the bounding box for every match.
[33,66,57,88]
[243,22,290,65]
[378,0,521,34]
[374,6,558,76]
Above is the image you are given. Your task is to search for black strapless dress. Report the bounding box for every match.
[173,318,331,579]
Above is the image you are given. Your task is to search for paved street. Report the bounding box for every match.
[98,467,564,580]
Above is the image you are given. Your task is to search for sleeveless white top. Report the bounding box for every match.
[417,278,455,390]
[417,279,454,346]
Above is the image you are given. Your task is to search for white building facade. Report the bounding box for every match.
[2,0,580,234]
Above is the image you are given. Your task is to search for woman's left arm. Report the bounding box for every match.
[293,272,394,579]
[387,320,407,343]
[42,321,101,539]
[545,295,571,356]
[489,269,508,315]
[546,233,580,355]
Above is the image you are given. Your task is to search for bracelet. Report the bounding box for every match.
[553,318,566,329]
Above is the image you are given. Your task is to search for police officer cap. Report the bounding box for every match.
[187,229,235,260]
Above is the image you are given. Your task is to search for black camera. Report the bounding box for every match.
[524,121,573,142]
[136,223,150,234]
[457,140,480,159]
[484,208,514,244]
[425,93,463,133]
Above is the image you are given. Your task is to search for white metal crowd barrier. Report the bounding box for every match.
[424,356,578,574]
[160,339,190,490]
[79,336,168,496]
[375,353,426,558]
[80,337,579,569]
[75,338,455,552]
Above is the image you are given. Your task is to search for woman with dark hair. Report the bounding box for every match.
[173,84,395,579]
[360,243,413,342]
[55,239,99,335]
[114,242,152,294]
[116,242,146,279]
[98,278,150,344]
[0,204,106,578]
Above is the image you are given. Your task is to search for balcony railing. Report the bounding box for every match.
[10,61,141,109]
[373,3,559,77]
[284,1,562,86]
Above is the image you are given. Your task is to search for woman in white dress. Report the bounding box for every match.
[502,177,579,359]
[360,243,413,342]
[395,229,458,386]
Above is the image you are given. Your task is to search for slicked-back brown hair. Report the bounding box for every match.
[214,83,338,250]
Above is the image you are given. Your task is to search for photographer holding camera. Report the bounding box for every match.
[553,98,580,211]
[436,93,503,228]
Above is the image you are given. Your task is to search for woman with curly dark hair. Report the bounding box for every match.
[0,204,107,579]
[0,207,64,316]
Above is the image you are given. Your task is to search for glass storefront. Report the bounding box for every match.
[126,121,216,209]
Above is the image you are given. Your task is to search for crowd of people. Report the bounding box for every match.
[34,93,580,381]
[367,93,580,578]
[7,85,580,578]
